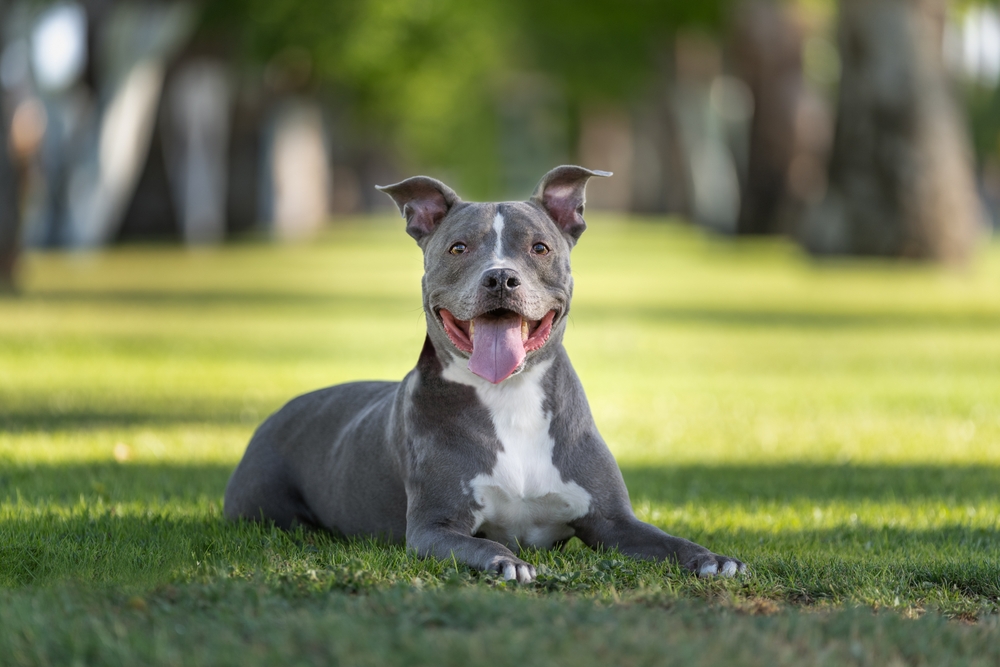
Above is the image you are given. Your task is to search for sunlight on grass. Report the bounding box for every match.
[2,217,999,628]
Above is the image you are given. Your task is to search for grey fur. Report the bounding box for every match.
[225,165,745,581]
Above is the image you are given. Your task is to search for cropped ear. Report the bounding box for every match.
[376,176,461,241]
[530,166,612,242]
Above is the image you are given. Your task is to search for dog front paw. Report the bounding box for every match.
[686,552,747,578]
[487,556,536,583]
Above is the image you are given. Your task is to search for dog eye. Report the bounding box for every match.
[449,243,467,255]
[531,243,550,255]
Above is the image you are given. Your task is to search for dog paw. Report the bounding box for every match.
[689,553,747,578]
[488,556,536,583]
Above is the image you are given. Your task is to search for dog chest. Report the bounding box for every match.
[444,358,592,549]
[468,446,591,549]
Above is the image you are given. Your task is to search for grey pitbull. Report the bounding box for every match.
[224,165,745,582]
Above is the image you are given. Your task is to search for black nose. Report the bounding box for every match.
[481,268,521,294]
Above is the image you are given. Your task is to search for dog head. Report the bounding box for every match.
[378,165,610,384]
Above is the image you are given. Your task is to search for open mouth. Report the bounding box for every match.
[438,308,556,384]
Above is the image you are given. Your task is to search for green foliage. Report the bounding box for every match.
[198,0,732,196]
[2,218,1000,663]
[506,0,728,102]
[206,0,514,194]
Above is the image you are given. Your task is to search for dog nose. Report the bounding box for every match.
[481,268,521,294]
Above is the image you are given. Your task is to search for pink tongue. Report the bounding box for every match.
[468,314,525,384]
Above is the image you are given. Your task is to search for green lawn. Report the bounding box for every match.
[2,217,1000,665]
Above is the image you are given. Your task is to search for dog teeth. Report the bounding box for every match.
[521,318,528,342]
[469,320,474,338]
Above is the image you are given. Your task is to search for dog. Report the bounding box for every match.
[224,166,745,582]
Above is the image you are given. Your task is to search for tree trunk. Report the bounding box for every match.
[0,2,20,292]
[0,127,18,292]
[729,0,804,235]
[801,0,985,261]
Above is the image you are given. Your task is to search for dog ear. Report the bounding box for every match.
[376,176,461,241]
[530,166,612,242]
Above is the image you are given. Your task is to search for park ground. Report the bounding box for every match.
[1,217,1000,665]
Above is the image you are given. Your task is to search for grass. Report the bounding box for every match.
[1,216,1000,665]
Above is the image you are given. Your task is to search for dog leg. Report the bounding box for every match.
[406,524,537,583]
[575,514,746,577]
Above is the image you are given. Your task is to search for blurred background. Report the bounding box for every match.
[1,0,999,290]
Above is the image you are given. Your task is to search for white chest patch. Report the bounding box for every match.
[442,358,592,549]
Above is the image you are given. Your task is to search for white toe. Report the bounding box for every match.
[502,563,517,580]
[698,562,719,576]
[721,561,738,577]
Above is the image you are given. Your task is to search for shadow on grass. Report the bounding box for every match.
[0,407,252,432]
[3,461,999,601]
[0,462,235,504]
[25,289,415,309]
[3,460,998,508]
[575,305,1000,330]
[1,505,997,601]
[619,464,1000,504]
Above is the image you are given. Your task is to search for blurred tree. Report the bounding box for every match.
[511,0,729,213]
[0,0,20,292]
[508,0,727,103]
[202,0,511,197]
[729,0,803,235]
[201,0,732,199]
[953,3,1000,229]
[0,122,16,292]
[801,0,985,261]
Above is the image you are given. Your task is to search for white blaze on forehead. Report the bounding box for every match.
[442,357,592,549]
[493,211,505,259]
